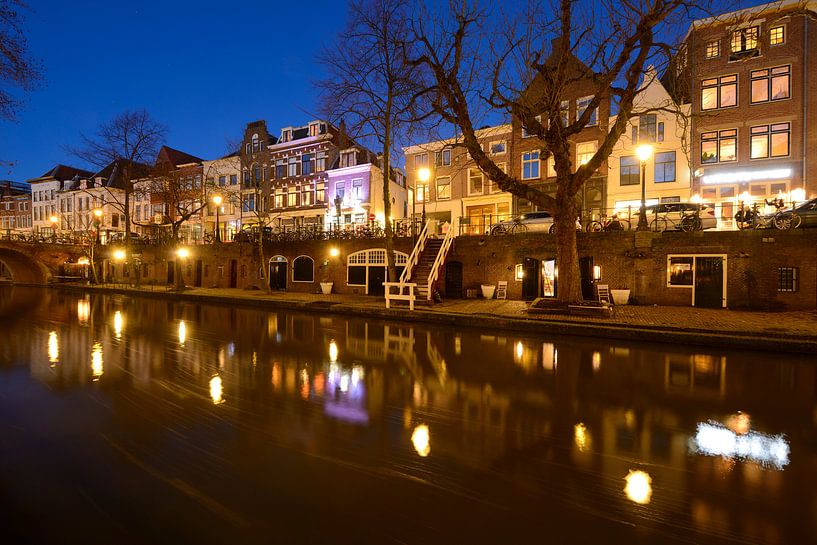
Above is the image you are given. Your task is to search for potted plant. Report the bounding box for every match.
[610,288,631,305]
[319,258,334,294]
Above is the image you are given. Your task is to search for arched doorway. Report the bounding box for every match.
[346,249,408,296]
[269,255,288,291]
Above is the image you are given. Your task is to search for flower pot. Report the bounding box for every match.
[320,282,334,295]
[481,284,496,299]
[610,289,630,305]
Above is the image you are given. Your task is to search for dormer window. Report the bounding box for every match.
[252,133,260,153]
[308,122,325,137]
[730,26,760,60]
[340,150,357,168]
[282,129,291,142]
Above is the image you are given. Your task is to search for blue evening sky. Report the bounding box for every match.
[1,0,349,181]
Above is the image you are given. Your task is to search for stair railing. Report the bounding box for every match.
[425,218,457,301]
[400,220,430,284]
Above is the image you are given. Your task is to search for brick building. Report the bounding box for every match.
[682,1,817,225]
[0,181,32,235]
[403,125,513,235]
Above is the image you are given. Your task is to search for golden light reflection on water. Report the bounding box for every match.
[90,342,103,381]
[76,299,90,325]
[48,331,59,365]
[113,311,123,339]
[178,321,187,345]
[574,423,589,452]
[624,470,652,505]
[412,424,431,457]
[328,340,338,363]
[209,375,225,405]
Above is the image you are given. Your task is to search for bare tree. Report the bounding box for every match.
[409,0,715,303]
[0,0,41,122]
[68,109,167,279]
[318,0,432,283]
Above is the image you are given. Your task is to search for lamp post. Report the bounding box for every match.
[49,215,59,242]
[635,144,653,231]
[112,248,126,286]
[175,247,189,291]
[417,167,430,227]
[92,208,103,244]
[334,194,343,232]
[212,195,223,243]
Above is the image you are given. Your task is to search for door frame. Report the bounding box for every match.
[666,254,727,307]
[269,255,288,291]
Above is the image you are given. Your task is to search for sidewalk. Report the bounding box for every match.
[53,284,817,353]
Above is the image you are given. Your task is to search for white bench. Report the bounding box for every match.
[383,282,417,311]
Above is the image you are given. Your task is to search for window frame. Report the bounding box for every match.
[750,65,791,104]
[436,176,451,200]
[620,156,640,186]
[777,267,798,292]
[701,75,738,110]
[705,40,721,59]
[521,151,541,180]
[769,25,785,46]
[750,122,791,160]
[292,255,315,283]
[701,129,738,163]
[577,96,598,126]
[467,168,484,195]
[654,151,677,183]
[414,153,429,169]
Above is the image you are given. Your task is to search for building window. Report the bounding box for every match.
[620,156,640,186]
[274,188,284,208]
[293,256,315,283]
[252,133,260,152]
[242,194,255,212]
[638,114,657,142]
[577,96,598,126]
[701,129,737,163]
[288,186,297,207]
[316,151,327,172]
[778,267,798,292]
[668,257,694,286]
[468,168,484,195]
[252,166,261,185]
[750,123,790,159]
[316,182,325,203]
[657,122,665,142]
[489,141,506,155]
[229,174,237,185]
[705,40,720,59]
[340,150,356,168]
[521,151,540,180]
[414,153,428,169]
[576,141,597,167]
[218,175,226,187]
[654,151,676,183]
[288,157,299,177]
[351,178,363,200]
[701,75,737,110]
[302,184,313,206]
[416,184,427,202]
[301,154,313,176]
[560,101,569,126]
[435,149,451,165]
[730,26,759,58]
[750,65,790,103]
[436,176,451,200]
[770,25,785,46]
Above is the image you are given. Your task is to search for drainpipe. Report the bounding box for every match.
[803,15,808,198]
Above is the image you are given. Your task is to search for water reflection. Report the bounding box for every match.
[1,286,816,544]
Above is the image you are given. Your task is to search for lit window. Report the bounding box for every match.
[705,40,720,59]
[701,75,737,110]
[436,176,451,199]
[731,26,759,55]
[576,141,597,167]
[468,168,484,195]
[770,26,785,46]
[522,151,540,180]
[751,65,790,103]
[701,129,737,163]
[750,123,790,159]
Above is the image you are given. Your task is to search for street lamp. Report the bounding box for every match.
[635,144,653,231]
[175,247,189,291]
[212,194,223,243]
[92,208,103,244]
[49,215,59,241]
[417,167,430,227]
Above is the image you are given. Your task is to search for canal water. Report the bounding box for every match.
[0,286,814,544]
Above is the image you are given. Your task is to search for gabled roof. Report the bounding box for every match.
[156,145,204,168]
[90,159,151,189]
[27,164,92,184]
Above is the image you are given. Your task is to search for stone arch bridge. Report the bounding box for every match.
[0,241,86,284]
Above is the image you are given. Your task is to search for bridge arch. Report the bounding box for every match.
[0,243,57,284]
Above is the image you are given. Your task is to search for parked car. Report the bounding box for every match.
[622,202,717,231]
[490,211,580,235]
[768,197,817,228]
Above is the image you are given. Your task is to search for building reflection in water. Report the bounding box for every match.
[3,287,817,544]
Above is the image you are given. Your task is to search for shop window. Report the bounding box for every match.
[668,257,694,286]
[778,267,798,292]
[293,256,314,282]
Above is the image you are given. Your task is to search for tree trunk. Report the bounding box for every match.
[554,192,582,304]
[382,127,397,285]
[257,220,269,294]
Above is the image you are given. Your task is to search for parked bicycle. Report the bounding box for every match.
[650,209,702,232]
[586,214,629,232]
[736,199,802,230]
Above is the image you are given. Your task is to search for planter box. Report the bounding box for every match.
[481,284,496,299]
[611,289,630,305]
[320,282,334,295]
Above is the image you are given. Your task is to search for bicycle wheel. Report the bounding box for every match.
[548,224,557,235]
[586,221,604,233]
[681,215,702,232]
[510,223,528,235]
[791,212,802,229]
[490,225,506,236]
[773,213,792,230]
[650,218,668,232]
